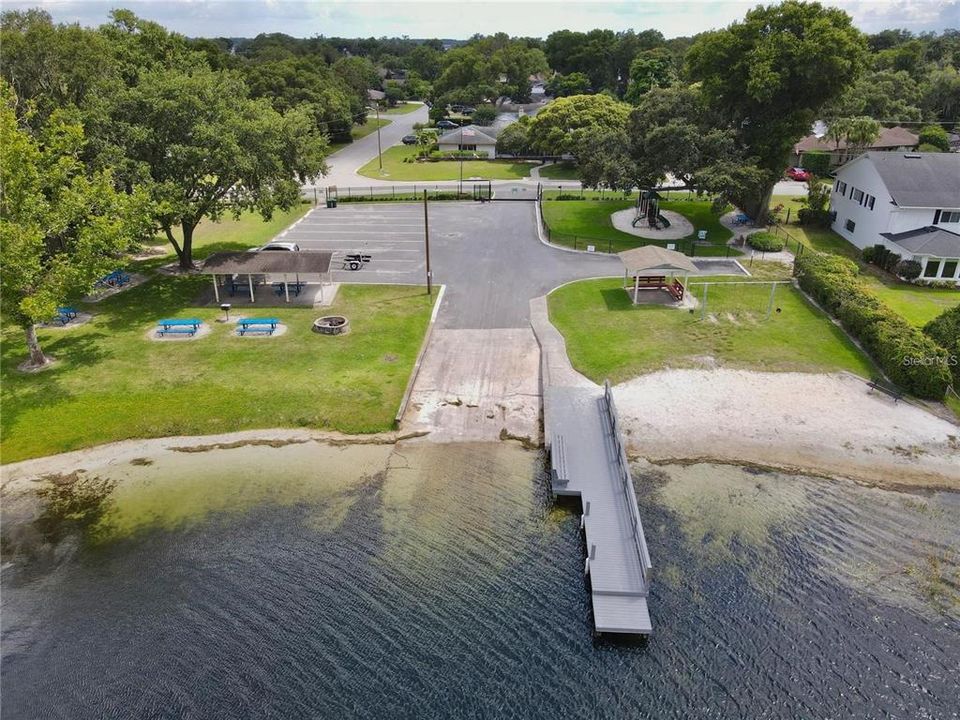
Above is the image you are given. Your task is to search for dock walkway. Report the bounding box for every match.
[548,382,653,635]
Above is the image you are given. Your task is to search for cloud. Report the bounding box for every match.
[5,0,958,38]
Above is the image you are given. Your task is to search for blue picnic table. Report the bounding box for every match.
[237,317,280,336]
[157,318,203,337]
[96,270,131,288]
[54,306,79,325]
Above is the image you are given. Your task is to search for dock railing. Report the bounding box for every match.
[603,380,653,591]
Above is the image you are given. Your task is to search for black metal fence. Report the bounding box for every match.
[302,182,490,204]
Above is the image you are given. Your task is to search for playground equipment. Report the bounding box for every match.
[632,190,671,230]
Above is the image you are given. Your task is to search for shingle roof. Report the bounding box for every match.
[880,226,960,258]
[201,251,332,275]
[865,151,960,208]
[437,125,498,145]
[617,245,699,275]
[794,125,918,153]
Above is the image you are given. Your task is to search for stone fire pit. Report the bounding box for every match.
[313,315,350,335]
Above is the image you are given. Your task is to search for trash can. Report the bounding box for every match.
[326,198,338,208]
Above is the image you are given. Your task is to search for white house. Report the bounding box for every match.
[437,125,498,158]
[830,151,960,284]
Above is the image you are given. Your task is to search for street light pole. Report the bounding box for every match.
[423,190,432,295]
[458,126,464,195]
[375,101,383,172]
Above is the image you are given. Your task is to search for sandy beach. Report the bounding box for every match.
[614,368,960,491]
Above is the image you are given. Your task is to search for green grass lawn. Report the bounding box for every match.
[859,270,960,327]
[548,272,874,384]
[145,203,313,260]
[383,102,422,115]
[538,162,580,180]
[357,144,534,181]
[540,198,736,256]
[1,280,433,462]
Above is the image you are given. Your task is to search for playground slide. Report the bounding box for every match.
[657,213,671,229]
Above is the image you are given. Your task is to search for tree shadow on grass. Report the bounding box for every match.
[90,274,208,333]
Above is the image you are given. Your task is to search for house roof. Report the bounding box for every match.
[617,245,699,276]
[201,251,332,275]
[864,151,960,208]
[437,125,498,145]
[366,89,386,101]
[794,125,918,154]
[881,226,960,258]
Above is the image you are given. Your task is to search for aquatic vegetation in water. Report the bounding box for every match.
[34,472,116,545]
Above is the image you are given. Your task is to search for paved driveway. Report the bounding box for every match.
[294,201,621,329]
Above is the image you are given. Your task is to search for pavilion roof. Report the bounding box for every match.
[617,245,698,276]
[201,251,332,275]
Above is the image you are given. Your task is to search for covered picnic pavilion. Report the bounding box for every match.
[201,251,333,304]
[617,245,699,304]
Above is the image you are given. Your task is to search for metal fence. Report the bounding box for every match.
[301,183,489,204]
[603,380,652,591]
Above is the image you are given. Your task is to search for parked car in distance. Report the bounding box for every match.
[258,242,300,252]
[436,119,458,129]
[449,104,464,113]
[462,106,476,115]
[786,167,812,181]
[401,134,418,145]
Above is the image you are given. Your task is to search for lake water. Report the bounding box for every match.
[2,442,958,719]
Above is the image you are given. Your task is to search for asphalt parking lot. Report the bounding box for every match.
[280,203,427,285]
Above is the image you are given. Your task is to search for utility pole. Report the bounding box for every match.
[458,125,464,195]
[423,190,432,295]
[375,101,383,172]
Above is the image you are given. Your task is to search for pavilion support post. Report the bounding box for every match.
[284,277,290,303]
[212,274,220,303]
[634,274,639,305]
[248,275,255,303]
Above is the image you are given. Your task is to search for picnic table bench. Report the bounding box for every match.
[228,277,264,296]
[54,306,79,325]
[868,377,903,403]
[273,281,305,297]
[237,317,280,336]
[96,270,131,288]
[157,318,202,337]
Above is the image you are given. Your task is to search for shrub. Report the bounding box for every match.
[797,208,832,227]
[802,151,831,177]
[747,232,785,252]
[918,124,950,152]
[924,305,960,387]
[863,244,901,273]
[896,260,923,281]
[794,253,952,398]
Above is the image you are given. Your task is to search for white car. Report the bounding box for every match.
[255,242,300,252]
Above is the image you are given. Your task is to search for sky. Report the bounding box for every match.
[7,0,959,39]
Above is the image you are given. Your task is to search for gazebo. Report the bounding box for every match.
[201,251,333,304]
[617,245,699,304]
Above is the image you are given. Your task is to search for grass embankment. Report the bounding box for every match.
[383,102,422,115]
[1,280,433,462]
[859,271,959,327]
[548,263,874,384]
[540,198,736,256]
[538,162,580,180]
[144,203,313,260]
[357,144,534,181]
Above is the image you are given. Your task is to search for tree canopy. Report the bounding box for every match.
[527,94,631,157]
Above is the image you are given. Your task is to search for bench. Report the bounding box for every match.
[54,306,79,325]
[273,282,305,297]
[551,434,570,488]
[157,318,202,337]
[868,377,903,403]
[237,317,280,336]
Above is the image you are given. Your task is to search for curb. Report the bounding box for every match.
[394,284,446,428]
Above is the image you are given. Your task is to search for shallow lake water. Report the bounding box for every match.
[2,441,958,719]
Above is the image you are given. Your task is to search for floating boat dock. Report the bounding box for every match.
[547,381,653,635]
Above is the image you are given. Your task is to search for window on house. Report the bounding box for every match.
[939,210,960,224]
[924,260,941,278]
[852,188,864,203]
[867,196,875,210]
[845,219,856,233]
[837,181,847,196]
[834,180,839,192]
[942,260,958,278]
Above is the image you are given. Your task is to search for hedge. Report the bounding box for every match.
[747,231,785,252]
[794,253,952,399]
[924,305,960,387]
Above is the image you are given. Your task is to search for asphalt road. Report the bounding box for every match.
[286,201,620,330]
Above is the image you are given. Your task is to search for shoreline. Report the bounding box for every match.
[3,403,958,495]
